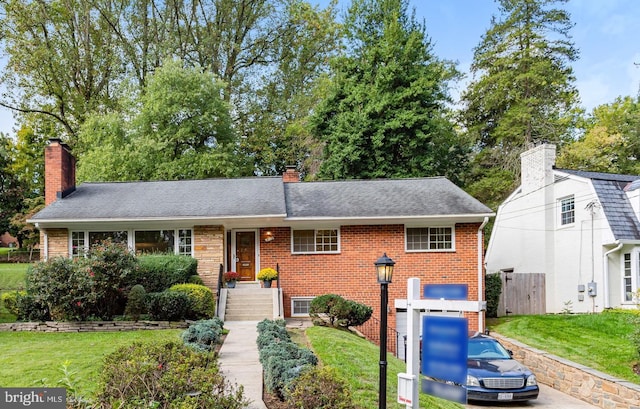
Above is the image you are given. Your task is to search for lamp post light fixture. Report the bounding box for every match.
[375,253,395,409]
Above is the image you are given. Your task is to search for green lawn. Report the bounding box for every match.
[489,311,640,383]
[306,325,462,409]
[0,263,30,322]
[0,330,183,397]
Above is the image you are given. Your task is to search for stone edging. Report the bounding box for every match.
[0,321,189,332]
[494,333,640,409]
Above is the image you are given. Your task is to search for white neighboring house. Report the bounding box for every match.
[486,143,640,314]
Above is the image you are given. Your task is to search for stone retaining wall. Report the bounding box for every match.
[494,333,640,409]
[0,321,189,332]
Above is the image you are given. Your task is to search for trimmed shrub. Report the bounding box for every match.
[147,291,189,321]
[256,319,318,399]
[1,290,26,316]
[132,255,198,292]
[96,341,248,408]
[124,285,146,320]
[16,294,50,321]
[169,283,215,320]
[485,273,502,318]
[310,294,372,327]
[286,366,355,409]
[188,275,204,285]
[181,318,224,352]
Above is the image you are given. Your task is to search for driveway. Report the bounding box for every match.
[465,384,599,408]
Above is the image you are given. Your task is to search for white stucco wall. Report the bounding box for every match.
[486,171,615,314]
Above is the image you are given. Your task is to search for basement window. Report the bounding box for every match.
[291,297,314,317]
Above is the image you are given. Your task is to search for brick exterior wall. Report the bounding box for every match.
[259,223,484,335]
[194,225,224,288]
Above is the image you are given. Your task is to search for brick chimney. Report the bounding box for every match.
[45,138,76,205]
[282,165,300,183]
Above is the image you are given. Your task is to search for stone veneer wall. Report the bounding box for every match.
[193,225,224,289]
[0,321,189,332]
[43,228,69,259]
[494,333,640,409]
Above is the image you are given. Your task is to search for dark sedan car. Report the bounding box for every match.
[466,333,539,402]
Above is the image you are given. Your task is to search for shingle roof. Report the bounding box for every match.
[31,176,493,223]
[558,169,640,241]
[284,177,492,219]
[31,178,287,221]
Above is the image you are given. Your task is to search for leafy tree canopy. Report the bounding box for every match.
[77,60,251,182]
[557,96,640,174]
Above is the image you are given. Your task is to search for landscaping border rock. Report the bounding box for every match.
[0,321,189,332]
[494,333,640,409]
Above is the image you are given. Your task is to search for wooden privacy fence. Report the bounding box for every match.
[496,271,546,316]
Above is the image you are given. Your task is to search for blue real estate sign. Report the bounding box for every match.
[421,315,468,404]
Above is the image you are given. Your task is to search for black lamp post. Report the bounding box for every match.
[375,253,395,409]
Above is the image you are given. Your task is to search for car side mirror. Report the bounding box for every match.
[507,349,513,357]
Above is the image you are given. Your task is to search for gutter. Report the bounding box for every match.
[478,216,489,332]
[603,241,623,309]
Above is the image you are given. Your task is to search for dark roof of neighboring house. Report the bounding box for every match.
[557,169,640,241]
[31,176,493,224]
[284,177,492,219]
[31,178,287,221]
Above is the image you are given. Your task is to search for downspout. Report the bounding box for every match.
[478,217,489,332]
[603,241,622,309]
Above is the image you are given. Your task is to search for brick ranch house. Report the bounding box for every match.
[30,139,493,351]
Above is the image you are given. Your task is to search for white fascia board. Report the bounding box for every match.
[284,213,495,224]
[29,214,288,229]
[395,298,486,312]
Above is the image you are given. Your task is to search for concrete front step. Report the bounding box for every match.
[219,286,281,321]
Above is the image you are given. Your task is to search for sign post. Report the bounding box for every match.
[398,278,485,407]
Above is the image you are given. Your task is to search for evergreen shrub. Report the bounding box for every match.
[485,273,502,318]
[309,294,372,327]
[256,319,317,399]
[1,290,26,316]
[147,291,189,321]
[132,255,197,292]
[181,318,224,352]
[169,283,215,319]
[124,285,146,320]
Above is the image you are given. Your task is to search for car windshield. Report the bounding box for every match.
[468,338,512,359]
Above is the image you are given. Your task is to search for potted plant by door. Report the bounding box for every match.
[257,267,278,288]
[224,271,240,288]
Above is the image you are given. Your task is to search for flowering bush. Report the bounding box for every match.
[25,239,136,321]
[223,271,240,282]
[257,267,278,281]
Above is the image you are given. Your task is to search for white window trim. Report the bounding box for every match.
[290,228,340,254]
[69,228,194,257]
[558,195,576,227]
[404,226,456,252]
[291,297,315,317]
[621,251,640,304]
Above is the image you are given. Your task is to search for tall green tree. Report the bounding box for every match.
[77,60,250,182]
[240,1,341,176]
[460,0,580,207]
[557,96,640,174]
[0,134,23,235]
[310,0,465,181]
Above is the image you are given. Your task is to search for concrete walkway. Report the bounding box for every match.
[218,320,268,409]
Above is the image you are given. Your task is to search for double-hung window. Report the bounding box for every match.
[406,227,454,251]
[292,229,339,254]
[560,196,575,225]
